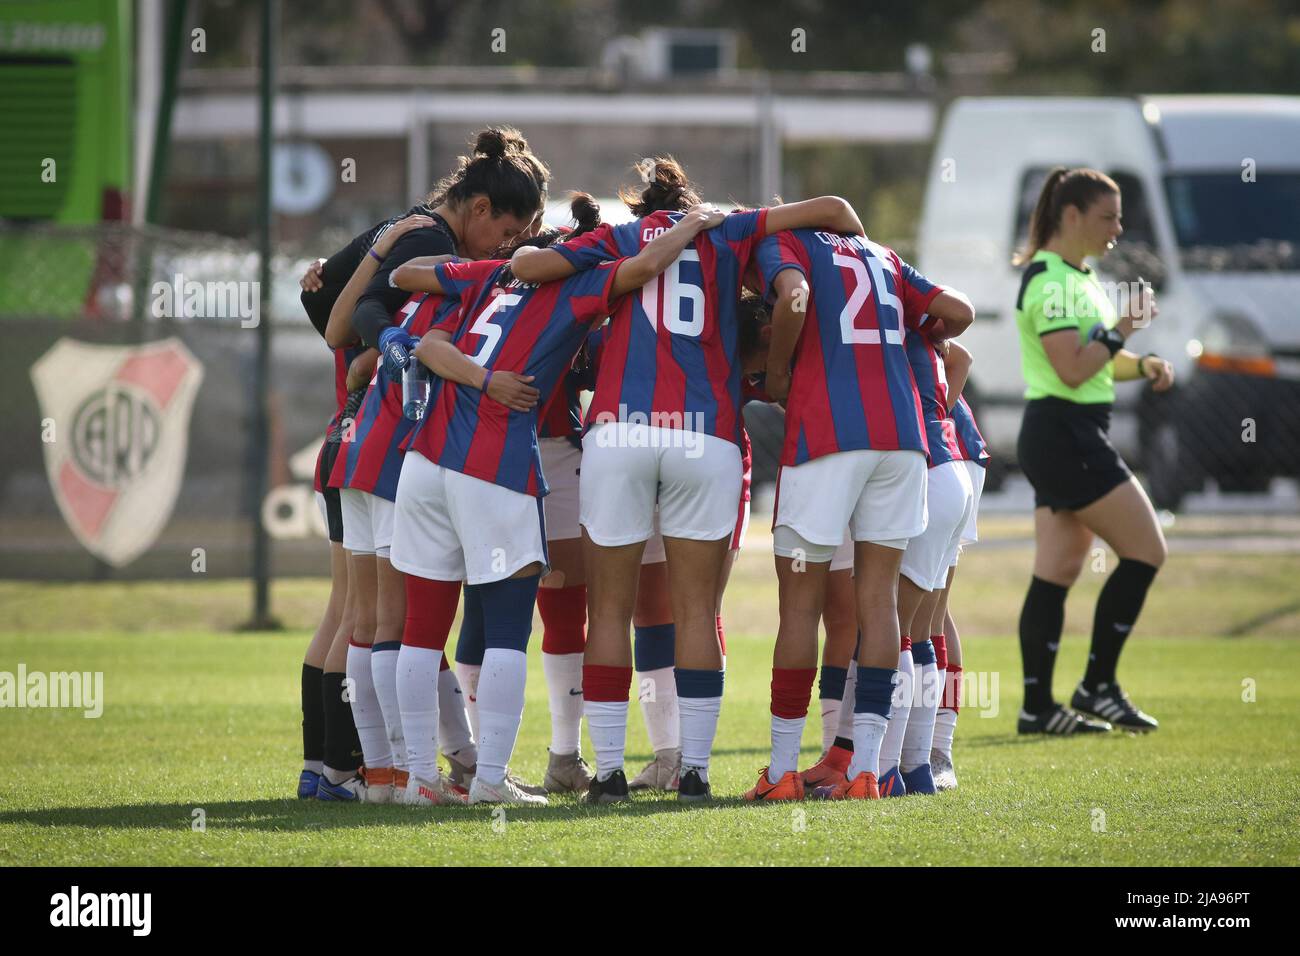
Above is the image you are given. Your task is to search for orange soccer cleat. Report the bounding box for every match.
[827,771,880,800]
[743,767,806,802]
[800,745,851,790]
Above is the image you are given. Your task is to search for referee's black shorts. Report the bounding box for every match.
[317,439,345,543]
[1017,397,1132,512]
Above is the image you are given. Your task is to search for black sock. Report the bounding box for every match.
[301,664,325,766]
[832,736,855,753]
[1019,576,1069,714]
[321,670,362,774]
[1084,558,1158,691]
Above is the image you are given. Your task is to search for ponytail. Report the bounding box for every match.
[498,192,602,285]
[1012,166,1119,266]
[618,156,702,217]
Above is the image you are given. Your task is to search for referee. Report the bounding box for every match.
[1012,167,1175,735]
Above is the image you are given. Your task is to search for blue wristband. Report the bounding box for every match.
[482,370,493,392]
[368,247,383,264]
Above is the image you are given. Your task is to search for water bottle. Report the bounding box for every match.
[402,359,430,420]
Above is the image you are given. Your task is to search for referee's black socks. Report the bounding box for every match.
[1019,576,1069,714]
[1083,558,1159,692]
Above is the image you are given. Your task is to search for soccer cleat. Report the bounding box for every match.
[743,767,805,802]
[800,746,850,790]
[677,767,712,803]
[584,768,631,805]
[901,764,937,796]
[297,770,321,799]
[1070,683,1158,732]
[507,768,548,797]
[878,766,907,797]
[404,772,468,806]
[1017,705,1112,735]
[361,766,396,805]
[930,750,957,791]
[316,773,366,802]
[628,748,681,791]
[444,751,475,789]
[544,750,595,794]
[468,775,549,806]
[827,771,880,800]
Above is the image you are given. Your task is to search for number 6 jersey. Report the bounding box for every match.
[756,229,944,465]
[555,207,769,447]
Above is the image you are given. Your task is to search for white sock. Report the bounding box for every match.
[636,666,679,752]
[902,658,941,771]
[472,649,527,787]
[585,700,628,778]
[437,666,475,757]
[769,715,805,782]
[847,712,888,780]
[395,645,440,782]
[878,650,914,774]
[820,697,841,752]
[542,652,584,755]
[346,643,391,768]
[370,645,407,771]
[836,666,858,739]
[303,759,323,775]
[933,708,957,760]
[455,662,482,740]
[679,696,722,778]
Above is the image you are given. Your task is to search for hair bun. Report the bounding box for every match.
[569,191,602,231]
[475,127,528,160]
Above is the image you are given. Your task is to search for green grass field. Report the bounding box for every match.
[1,534,1297,867]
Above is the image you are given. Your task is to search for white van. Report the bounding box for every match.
[917,96,1300,508]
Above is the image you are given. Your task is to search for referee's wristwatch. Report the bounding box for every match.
[1088,322,1126,357]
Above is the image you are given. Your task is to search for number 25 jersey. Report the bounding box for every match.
[757,229,944,466]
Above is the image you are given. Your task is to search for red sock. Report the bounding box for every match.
[402,576,461,651]
[932,633,948,671]
[538,584,587,655]
[715,615,726,656]
[900,634,912,654]
[826,744,852,771]
[944,664,964,712]
[771,668,816,719]
[582,664,633,702]
[349,638,372,649]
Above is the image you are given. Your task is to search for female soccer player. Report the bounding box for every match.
[310,128,550,800]
[929,391,989,790]
[297,210,434,800]
[387,198,725,805]
[746,224,974,802]
[1012,167,1174,735]
[510,160,864,802]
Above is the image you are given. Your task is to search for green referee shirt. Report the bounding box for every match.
[1015,250,1116,404]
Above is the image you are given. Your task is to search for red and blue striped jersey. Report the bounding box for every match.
[315,342,365,492]
[950,395,990,465]
[537,368,585,441]
[554,208,770,447]
[331,291,461,500]
[756,229,943,465]
[903,328,960,468]
[407,257,626,496]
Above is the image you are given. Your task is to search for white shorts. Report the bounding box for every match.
[775,449,928,549]
[390,452,548,585]
[340,488,396,557]
[580,423,742,544]
[315,491,329,529]
[829,530,854,573]
[540,437,582,541]
[959,460,986,548]
[900,461,974,591]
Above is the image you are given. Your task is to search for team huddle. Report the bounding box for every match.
[294,126,986,807]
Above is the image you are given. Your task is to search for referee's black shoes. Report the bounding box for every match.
[1071,682,1159,732]
[1017,703,1113,735]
